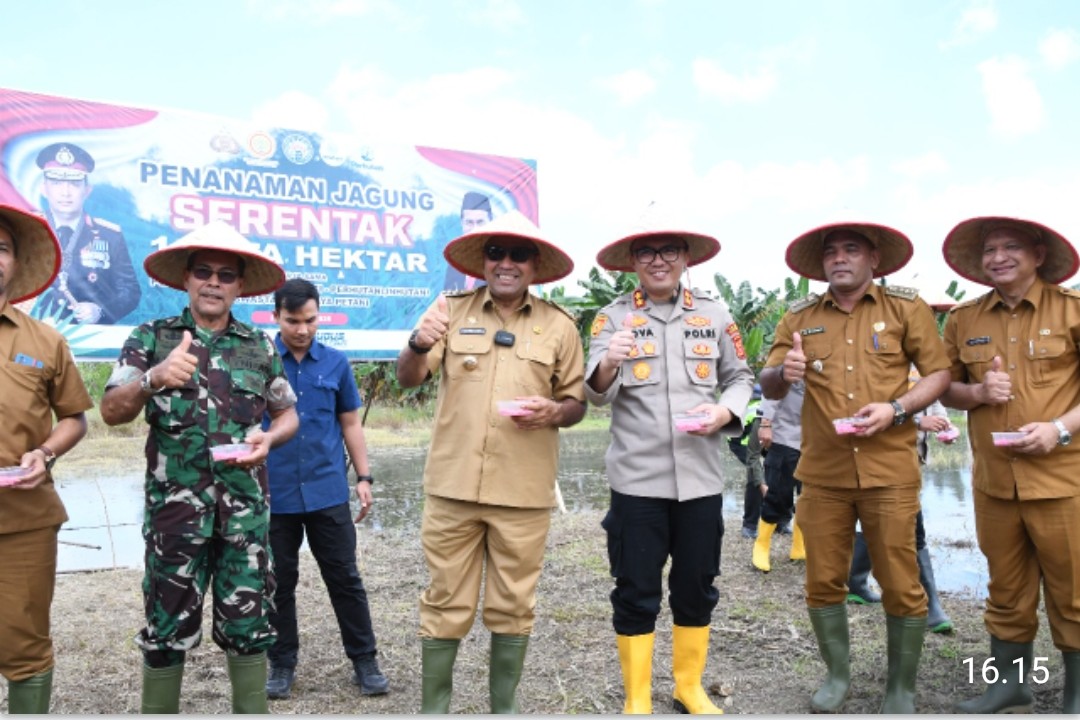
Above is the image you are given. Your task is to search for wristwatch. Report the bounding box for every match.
[408,329,431,355]
[140,370,163,395]
[35,445,57,471]
[356,474,375,486]
[1053,418,1072,446]
[890,400,908,426]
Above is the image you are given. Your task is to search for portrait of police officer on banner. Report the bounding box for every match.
[36,142,141,325]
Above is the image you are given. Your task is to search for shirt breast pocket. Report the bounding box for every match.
[958,345,993,381]
[683,338,718,388]
[228,372,268,426]
[864,331,905,372]
[802,339,833,388]
[1030,335,1074,387]
[310,375,340,412]
[515,342,556,395]
[446,333,493,382]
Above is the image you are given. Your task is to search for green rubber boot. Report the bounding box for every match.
[421,637,460,714]
[807,604,850,712]
[880,614,926,714]
[7,668,53,714]
[490,634,529,714]
[227,652,269,714]
[954,636,1033,713]
[141,662,184,714]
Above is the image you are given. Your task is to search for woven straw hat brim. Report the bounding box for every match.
[143,221,285,298]
[443,210,573,285]
[785,222,913,281]
[0,205,61,303]
[943,216,1079,287]
[596,230,720,272]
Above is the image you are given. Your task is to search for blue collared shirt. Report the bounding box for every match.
[264,334,362,513]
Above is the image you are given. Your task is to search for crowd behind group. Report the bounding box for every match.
[1,193,1078,716]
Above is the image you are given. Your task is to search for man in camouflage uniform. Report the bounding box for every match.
[101,221,298,714]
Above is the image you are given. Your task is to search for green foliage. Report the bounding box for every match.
[713,273,810,372]
[77,361,115,403]
[352,361,437,424]
[546,268,637,354]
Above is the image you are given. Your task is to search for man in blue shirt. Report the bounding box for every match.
[262,278,389,700]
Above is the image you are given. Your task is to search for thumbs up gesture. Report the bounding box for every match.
[980,355,1012,405]
[782,332,807,383]
[412,294,450,352]
[605,313,638,368]
[152,330,198,390]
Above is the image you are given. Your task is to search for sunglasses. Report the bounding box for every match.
[632,245,686,264]
[484,245,537,263]
[190,266,241,285]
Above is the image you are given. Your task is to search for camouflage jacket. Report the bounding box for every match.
[106,308,296,510]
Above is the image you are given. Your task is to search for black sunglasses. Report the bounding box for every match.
[632,244,686,264]
[191,266,241,285]
[484,244,537,263]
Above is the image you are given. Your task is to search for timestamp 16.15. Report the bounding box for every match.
[963,656,1051,684]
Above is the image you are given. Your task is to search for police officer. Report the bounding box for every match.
[100,221,299,714]
[586,223,753,714]
[760,221,951,713]
[941,216,1080,714]
[36,142,141,324]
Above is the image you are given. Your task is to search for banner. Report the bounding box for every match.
[0,87,539,360]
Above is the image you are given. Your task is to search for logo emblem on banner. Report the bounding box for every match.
[281,133,315,165]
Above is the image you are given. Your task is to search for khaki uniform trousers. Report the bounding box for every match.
[0,526,59,681]
[974,490,1080,651]
[419,494,551,639]
[799,483,927,617]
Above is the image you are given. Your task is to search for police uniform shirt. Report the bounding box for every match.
[421,287,586,509]
[759,381,804,451]
[943,277,1080,500]
[764,283,950,488]
[48,214,140,324]
[586,285,754,501]
[0,301,93,534]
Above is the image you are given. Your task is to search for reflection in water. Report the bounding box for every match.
[55,428,990,598]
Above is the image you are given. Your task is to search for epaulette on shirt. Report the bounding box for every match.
[788,293,820,313]
[444,288,478,299]
[884,285,919,301]
[949,295,986,313]
[537,295,578,323]
[1058,286,1080,300]
[93,217,122,232]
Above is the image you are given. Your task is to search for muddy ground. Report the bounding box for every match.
[3,509,1068,714]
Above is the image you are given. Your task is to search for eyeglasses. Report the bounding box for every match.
[190,266,240,285]
[484,245,537,263]
[632,245,685,264]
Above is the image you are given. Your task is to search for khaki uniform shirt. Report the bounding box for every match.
[0,301,93,534]
[586,285,754,501]
[764,283,949,488]
[422,287,586,509]
[943,278,1080,500]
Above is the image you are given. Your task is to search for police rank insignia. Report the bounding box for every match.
[682,288,695,308]
[685,315,711,327]
[642,341,657,355]
[633,289,647,309]
[632,361,651,380]
[725,323,746,360]
[628,345,640,358]
[591,314,608,337]
[695,362,711,379]
[629,314,649,328]
[692,343,711,356]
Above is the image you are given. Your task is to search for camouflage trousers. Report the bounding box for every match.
[135,470,276,665]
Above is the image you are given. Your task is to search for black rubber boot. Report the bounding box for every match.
[917,547,953,633]
[807,604,850,712]
[954,636,1033,713]
[880,614,926,714]
[846,532,881,604]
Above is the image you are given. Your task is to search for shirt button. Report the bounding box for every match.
[1010,337,1017,343]
[847,365,854,372]
[847,393,854,400]
[846,339,853,345]
[1009,364,1016,370]
[853,447,859,453]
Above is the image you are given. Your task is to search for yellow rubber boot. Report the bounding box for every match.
[789,521,806,561]
[671,625,723,714]
[752,520,775,572]
[616,633,654,714]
